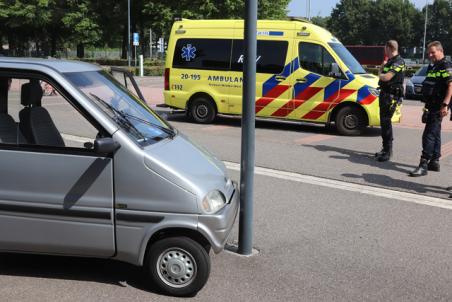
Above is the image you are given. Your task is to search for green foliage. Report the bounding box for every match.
[326,0,450,55]
[311,16,330,29]
[0,0,450,58]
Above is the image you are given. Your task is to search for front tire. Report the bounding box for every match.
[147,237,211,297]
[189,97,216,123]
[335,106,366,136]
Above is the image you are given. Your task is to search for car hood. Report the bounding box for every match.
[142,133,233,201]
[411,75,425,84]
[354,73,379,88]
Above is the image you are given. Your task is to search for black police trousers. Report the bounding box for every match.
[421,110,442,161]
[379,92,395,151]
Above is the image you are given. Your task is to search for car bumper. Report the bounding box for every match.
[197,183,239,253]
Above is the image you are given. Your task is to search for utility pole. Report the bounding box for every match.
[422,0,429,62]
[149,29,153,59]
[238,0,257,256]
[127,0,131,67]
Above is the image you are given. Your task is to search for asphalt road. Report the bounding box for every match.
[1,77,452,301]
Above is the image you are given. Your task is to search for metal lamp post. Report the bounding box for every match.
[422,0,429,62]
[128,0,131,67]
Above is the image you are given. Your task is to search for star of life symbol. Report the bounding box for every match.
[181,44,197,61]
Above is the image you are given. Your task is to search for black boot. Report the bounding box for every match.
[409,158,428,177]
[427,159,440,172]
[376,147,392,162]
[375,148,385,157]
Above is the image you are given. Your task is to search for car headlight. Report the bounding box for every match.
[369,87,380,97]
[201,190,226,214]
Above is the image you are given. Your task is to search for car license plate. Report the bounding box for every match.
[415,87,422,93]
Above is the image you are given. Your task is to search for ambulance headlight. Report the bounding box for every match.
[201,190,226,214]
[369,87,380,97]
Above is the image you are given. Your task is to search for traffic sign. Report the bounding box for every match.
[133,33,139,46]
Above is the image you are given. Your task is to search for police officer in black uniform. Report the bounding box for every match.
[410,41,452,177]
[375,40,405,162]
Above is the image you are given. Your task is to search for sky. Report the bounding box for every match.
[288,0,428,17]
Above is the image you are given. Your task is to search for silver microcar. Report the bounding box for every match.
[0,57,238,296]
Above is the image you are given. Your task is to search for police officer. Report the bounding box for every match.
[375,40,405,162]
[409,41,452,177]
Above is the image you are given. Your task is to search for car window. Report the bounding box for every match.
[299,42,336,76]
[0,76,99,149]
[231,40,288,74]
[415,66,428,76]
[65,71,174,146]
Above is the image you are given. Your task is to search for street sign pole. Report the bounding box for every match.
[238,0,257,256]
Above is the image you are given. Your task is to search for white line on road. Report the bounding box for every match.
[56,133,452,210]
[224,161,452,211]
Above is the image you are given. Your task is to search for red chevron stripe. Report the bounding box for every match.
[302,89,355,120]
[271,86,322,117]
[359,93,377,105]
[255,84,290,113]
[271,101,294,117]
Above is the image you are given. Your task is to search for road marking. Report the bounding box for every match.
[202,125,234,131]
[57,133,452,210]
[224,161,452,210]
[294,134,335,145]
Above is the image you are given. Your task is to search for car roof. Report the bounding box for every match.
[0,57,102,73]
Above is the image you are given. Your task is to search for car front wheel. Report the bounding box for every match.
[147,237,211,297]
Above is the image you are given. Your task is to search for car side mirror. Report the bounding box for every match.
[94,137,120,154]
[329,63,342,78]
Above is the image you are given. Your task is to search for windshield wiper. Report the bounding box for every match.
[119,111,176,138]
[89,93,147,142]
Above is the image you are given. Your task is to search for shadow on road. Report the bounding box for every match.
[0,253,170,296]
[161,112,381,137]
[306,144,449,196]
[307,144,415,174]
[343,173,449,196]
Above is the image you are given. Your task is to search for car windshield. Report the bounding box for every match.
[64,70,175,146]
[328,42,366,74]
[415,65,428,76]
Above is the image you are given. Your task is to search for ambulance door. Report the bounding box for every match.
[290,41,341,122]
[228,31,292,117]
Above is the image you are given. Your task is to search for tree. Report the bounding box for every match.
[327,0,374,45]
[62,0,102,58]
[425,0,452,54]
[368,0,422,47]
[311,16,330,29]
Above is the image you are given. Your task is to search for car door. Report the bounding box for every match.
[110,67,146,102]
[289,41,348,123]
[0,74,115,257]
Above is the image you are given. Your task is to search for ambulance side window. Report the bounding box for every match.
[231,40,288,74]
[172,38,232,70]
[299,42,336,76]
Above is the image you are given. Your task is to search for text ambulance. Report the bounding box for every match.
[163,19,401,135]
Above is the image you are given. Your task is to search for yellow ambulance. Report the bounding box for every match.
[163,18,401,135]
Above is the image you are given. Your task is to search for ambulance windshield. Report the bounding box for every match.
[329,43,366,75]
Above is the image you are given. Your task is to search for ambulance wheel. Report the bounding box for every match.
[335,106,366,136]
[189,97,216,123]
[147,237,211,297]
